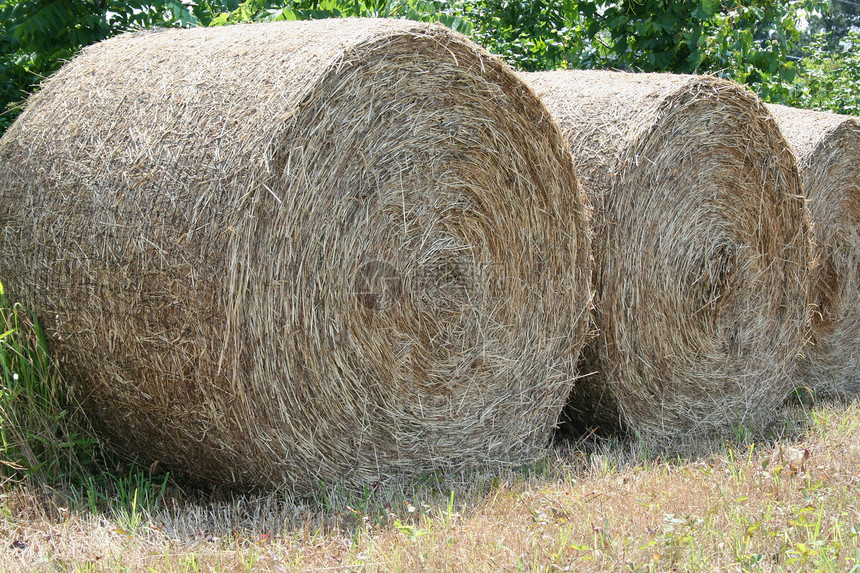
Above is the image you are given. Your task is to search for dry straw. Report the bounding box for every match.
[524,70,811,443]
[767,104,860,399]
[0,19,592,491]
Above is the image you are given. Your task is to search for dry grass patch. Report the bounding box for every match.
[2,399,859,572]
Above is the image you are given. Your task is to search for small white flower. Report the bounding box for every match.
[12,373,18,381]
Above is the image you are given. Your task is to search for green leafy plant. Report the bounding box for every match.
[793,30,860,115]
[446,0,581,70]
[587,0,716,73]
[190,0,470,30]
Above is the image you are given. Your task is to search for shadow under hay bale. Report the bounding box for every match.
[0,19,592,492]
[767,104,860,400]
[523,70,811,444]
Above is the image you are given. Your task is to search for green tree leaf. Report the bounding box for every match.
[700,0,719,19]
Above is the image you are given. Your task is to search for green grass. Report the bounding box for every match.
[2,277,860,571]
[0,279,170,527]
[0,279,100,486]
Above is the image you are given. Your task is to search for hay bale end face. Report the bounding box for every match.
[0,19,592,491]
[524,70,811,442]
[767,104,860,399]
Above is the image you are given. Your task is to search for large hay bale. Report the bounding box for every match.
[767,104,860,399]
[523,70,811,441]
[0,19,592,491]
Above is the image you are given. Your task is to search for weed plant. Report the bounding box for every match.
[0,279,101,486]
[0,280,168,518]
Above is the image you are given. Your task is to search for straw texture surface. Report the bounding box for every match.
[524,70,811,442]
[767,104,860,399]
[0,19,591,491]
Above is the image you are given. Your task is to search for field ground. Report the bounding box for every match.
[1,396,859,572]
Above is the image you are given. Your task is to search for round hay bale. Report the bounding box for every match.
[0,19,592,491]
[766,104,860,399]
[523,70,811,442]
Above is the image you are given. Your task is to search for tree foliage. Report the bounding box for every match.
[802,0,860,51]
[0,0,194,131]
[585,0,715,72]
[700,1,818,102]
[1,0,859,134]
[444,0,581,70]
[172,0,468,29]
[792,29,860,115]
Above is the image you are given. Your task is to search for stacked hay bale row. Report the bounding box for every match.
[0,19,592,491]
[523,71,812,443]
[2,17,853,490]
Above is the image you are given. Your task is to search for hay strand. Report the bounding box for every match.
[0,19,591,491]
[524,70,811,442]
